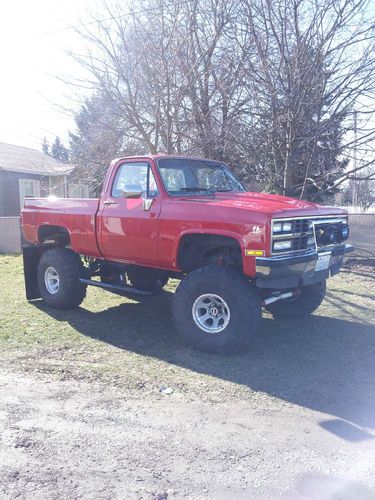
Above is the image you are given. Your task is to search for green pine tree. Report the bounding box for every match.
[51,136,69,163]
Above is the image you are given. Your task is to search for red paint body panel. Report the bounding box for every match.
[22,198,101,257]
[96,158,162,266]
[21,155,348,277]
[158,196,269,276]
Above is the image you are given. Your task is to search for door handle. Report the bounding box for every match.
[103,201,118,206]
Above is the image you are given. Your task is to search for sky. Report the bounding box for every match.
[0,0,101,151]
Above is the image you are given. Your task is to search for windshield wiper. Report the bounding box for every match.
[215,188,233,192]
[180,187,214,194]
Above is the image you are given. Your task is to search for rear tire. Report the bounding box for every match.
[172,266,261,354]
[266,280,326,318]
[37,248,87,309]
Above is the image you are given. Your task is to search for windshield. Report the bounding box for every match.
[157,158,245,195]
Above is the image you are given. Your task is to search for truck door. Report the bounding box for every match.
[97,161,161,265]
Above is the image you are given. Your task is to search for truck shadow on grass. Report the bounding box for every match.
[34,289,375,436]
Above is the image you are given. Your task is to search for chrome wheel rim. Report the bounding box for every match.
[44,266,60,294]
[192,293,230,334]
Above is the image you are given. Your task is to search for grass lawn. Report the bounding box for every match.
[0,254,374,406]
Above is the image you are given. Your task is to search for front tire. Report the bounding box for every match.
[266,280,326,318]
[37,248,87,309]
[172,266,261,354]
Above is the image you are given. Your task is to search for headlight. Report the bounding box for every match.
[273,240,292,251]
[318,225,336,245]
[273,221,292,233]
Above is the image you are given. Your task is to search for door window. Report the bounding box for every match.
[112,162,158,198]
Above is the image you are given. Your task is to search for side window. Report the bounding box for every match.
[161,168,186,191]
[112,162,158,198]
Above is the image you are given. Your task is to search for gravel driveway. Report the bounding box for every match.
[1,366,375,500]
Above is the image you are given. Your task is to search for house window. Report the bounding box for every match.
[49,176,66,197]
[19,179,40,210]
[69,183,89,198]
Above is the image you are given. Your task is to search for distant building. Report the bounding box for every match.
[0,142,89,217]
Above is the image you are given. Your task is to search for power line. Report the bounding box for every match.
[33,2,189,37]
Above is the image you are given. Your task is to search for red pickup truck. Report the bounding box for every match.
[21,155,353,353]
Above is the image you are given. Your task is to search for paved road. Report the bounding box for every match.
[1,369,374,499]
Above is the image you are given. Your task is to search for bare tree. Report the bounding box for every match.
[68,0,251,174]
[237,0,375,200]
[343,169,375,211]
[67,0,375,200]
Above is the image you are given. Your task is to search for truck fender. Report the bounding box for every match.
[174,229,246,270]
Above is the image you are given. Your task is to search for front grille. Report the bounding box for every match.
[293,219,311,234]
[271,216,349,255]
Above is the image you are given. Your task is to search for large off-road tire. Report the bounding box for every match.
[127,267,169,291]
[266,280,326,318]
[37,248,87,309]
[172,266,261,354]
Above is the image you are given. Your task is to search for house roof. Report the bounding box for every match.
[0,142,73,176]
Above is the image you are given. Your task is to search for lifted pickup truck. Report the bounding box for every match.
[21,155,353,353]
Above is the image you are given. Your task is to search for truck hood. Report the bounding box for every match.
[185,191,347,218]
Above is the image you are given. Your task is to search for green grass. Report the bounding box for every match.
[0,254,374,405]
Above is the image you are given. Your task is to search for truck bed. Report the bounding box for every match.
[21,197,102,257]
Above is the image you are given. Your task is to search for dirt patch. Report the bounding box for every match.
[343,258,375,274]
[1,370,375,499]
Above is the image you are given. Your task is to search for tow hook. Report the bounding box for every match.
[261,289,300,307]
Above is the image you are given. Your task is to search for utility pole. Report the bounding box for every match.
[352,110,358,210]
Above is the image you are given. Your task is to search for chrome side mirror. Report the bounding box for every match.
[122,184,143,198]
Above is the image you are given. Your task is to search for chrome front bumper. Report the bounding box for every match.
[255,243,354,289]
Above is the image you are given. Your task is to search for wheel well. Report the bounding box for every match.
[38,225,71,246]
[177,234,243,271]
